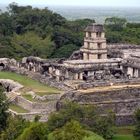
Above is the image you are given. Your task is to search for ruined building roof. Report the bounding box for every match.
[84,23,104,32]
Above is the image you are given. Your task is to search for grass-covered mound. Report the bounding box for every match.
[0,71,61,94]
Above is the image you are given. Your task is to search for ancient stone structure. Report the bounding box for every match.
[59,86,140,125]
[6,24,140,85]
[0,79,23,92]
[38,24,123,82]
[1,23,140,124]
[81,24,107,60]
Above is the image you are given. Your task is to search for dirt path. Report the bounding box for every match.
[78,83,140,93]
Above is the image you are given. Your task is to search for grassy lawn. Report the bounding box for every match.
[22,94,36,102]
[0,71,61,94]
[22,94,48,102]
[112,135,135,140]
[9,104,29,113]
[113,126,135,140]
[35,91,59,96]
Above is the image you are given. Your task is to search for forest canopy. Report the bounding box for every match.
[0,3,140,59]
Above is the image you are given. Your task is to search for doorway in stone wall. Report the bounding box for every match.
[83,71,88,81]
[98,54,102,59]
[0,63,5,71]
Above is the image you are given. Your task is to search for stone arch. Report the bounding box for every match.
[83,71,88,81]
[0,63,5,70]
[0,83,2,87]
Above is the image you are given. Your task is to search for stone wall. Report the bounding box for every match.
[59,87,140,125]
[0,79,23,92]
[15,96,56,112]
[9,109,49,122]
[7,65,71,91]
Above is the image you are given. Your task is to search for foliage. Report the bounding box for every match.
[0,116,30,140]
[11,32,55,59]
[47,101,115,139]
[90,112,115,139]
[48,120,104,140]
[134,109,140,140]
[105,20,140,44]
[112,135,135,140]
[0,71,60,93]
[0,86,9,132]
[105,17,127,31]
[17,122,49,140]
[9,104,29,113]
[0,3,93,59]
[0,4,140,59]
[52,44,79,58]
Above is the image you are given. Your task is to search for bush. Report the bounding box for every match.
[134,109,140,140]
[48,120,104,140]
[17,122,49,140]
[47,102,115,139]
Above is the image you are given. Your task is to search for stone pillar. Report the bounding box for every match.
[101,54,107,59]
[120,65,123,69]
[91,33,96,38]
[86,32,89,37]
[79,73,83,80]
[65,70,69,79]
[33,66,36,72]
[101,32,105,38]
[134,69,139,78]
[127,67,133,77]
[17,62,20,68]
[84,42,88,48]
[48,67,53,74]
[83,53,89,60]
[74,73,79,80]
[55,69,60,82]
[37,65,40,72]
[27,64,30,71]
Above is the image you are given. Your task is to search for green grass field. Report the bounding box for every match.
[0,71,61,94]
[22,94,36,102]
[9,104,29,113]
[113,135,135,140]
[113,126,135,140]
[22,94,48,102]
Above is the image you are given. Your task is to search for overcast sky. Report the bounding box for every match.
[0,0,140,7]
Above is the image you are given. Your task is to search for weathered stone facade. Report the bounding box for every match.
[0,79,23,92]
[58,86,140,125]
[1,23,140,125]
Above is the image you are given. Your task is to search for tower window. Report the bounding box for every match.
[97,43,102,49]
[96,32,101,38]
[98,54,102,59]
[88,32,91,37]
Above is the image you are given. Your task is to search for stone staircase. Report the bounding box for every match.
[7,92,19,102]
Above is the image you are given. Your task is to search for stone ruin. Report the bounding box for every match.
[13,24,140,84]
[1,23,140,125]
[0,79,23,92]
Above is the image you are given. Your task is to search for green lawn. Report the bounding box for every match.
[22,94,48,102]
[9,104,29,113]
[0,71,61,94]
[113,126,135,140]
[22,94,36,102]
[35,91,59,96]
[113,135,135,140]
